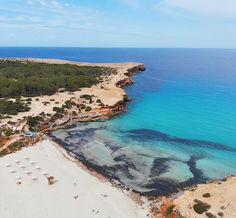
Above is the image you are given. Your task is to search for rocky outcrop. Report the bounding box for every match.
[116,64,145,87]
[125,64,146,77]
[99,99,126,117]
[116,78,134,88]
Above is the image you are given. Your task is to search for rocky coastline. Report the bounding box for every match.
[38,63,145,133]
[0,58,145,155]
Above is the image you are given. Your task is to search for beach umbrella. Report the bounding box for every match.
[42,172,48,176]
[15,160,20,164]
[10,170,16,173]
[32,177,37,181]
[36,166,41,170]
[25,171,31,175]
[5,164,11,167]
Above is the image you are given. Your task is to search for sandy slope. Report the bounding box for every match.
[0,139,149,218]
[174,177,236,218]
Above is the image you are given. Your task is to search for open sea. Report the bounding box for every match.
[1,47,236,195]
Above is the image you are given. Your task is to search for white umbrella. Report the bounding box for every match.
[10,170,16,173]
[5,164,11,167]
[32,177,37,181]
[25,171,31,175]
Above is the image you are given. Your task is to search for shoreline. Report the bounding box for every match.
[0,57,151,216]
[1,58,236,217]
[47,136,148,206]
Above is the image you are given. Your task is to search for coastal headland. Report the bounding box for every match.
[0,58,145,155]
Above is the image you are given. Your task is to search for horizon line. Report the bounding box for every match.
[0,46,236,50]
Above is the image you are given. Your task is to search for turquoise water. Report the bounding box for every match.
[1,48,236,194]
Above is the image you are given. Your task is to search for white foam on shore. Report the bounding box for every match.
[0,139,149,218]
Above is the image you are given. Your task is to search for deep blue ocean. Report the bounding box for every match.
[1,47,236,194]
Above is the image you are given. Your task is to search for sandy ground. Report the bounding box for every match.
[0,139,149,218]
[0,58,142,126]
[173,177,236,218]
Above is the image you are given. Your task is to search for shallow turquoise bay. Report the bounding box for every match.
[1,48,236,194]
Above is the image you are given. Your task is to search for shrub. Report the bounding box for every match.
[80,104,86,110]
[4,129,13,136]
[53,107,65,113]
[202,193,211,198]
[43,102,50,106]
[205,212,217,218]
[80,94,92,100]
[72,111,77,116]
[0,149,8,157]
[218,212,224,217]
[10,141,23,149]
[63,100,75,109]
[164,205,175,217]
[39,112,45,116]
[193,199,211,214]
[0,99,30,115]
[85,106,92,112]
[27,116,44,128]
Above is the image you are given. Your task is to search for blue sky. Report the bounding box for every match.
[0,0,236,48]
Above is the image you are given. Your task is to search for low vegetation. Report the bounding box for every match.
[96,99,102,103]
[27,115,44,131]
[164,204,175,217]
[0,128,14,137]
[0,140,24,157]
[85,106,92,112]
[193,199,211,214]
[202,193,211,198]
[80,94,94,100]
[53,106,65,113]
[205,212,217,218]
[3,129,13,137]
[0,99,30,116]
[0,60,116,97]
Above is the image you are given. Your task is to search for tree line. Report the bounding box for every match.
[0,60,115,97]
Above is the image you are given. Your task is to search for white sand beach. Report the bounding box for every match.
[0,139,149,218]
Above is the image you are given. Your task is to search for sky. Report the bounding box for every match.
[0,0,236,48]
